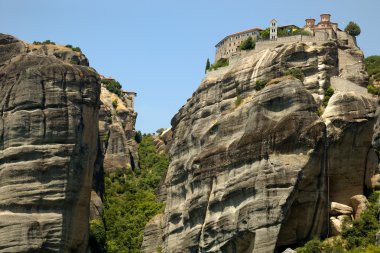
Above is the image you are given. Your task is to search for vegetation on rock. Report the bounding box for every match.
[112,99,118,109]
[255,80,267,91]
[323,87,334,107]
[235,95,243,107]
[239,36,256,50]
[102,79,123,97]
[365,56,380,84]
[344,22,361,37]
[296,191,380,253]
[90,135,169,253]
[32,40,56,45]
[210,58,229,70]
[284,68,305,82]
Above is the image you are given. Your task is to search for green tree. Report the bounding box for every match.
[260,28,270,39]
[205,58,211,73]
[345,21,361,36]
[101,135,169,252]
[239,36,256,51]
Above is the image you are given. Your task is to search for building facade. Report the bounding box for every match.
[213,14,339,63]
[214,27,262,62]
[304,14,338,40]
[270,19,278,40]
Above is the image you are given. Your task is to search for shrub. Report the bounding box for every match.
[284,68,305,82]
[33,40,55,45]
[135,130,142,143]
[103,133,109,142]
[367,85,380,95]
[235,96,243,107]
[260,28,270,39]
[322,87,334,107]
[89,219,106,252]
[102,79,123,97]
[239,36,256,51]
[365,56,380,82]
[112,99,118,109]
[72,47,82,53]
[255,80,267,91]
[345,21,361,36]
[210,58,229,70]
[316,106,324,116]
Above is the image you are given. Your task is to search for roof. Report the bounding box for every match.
[122,90,137,96]
[215,27,263,47]
[278,24,300,29]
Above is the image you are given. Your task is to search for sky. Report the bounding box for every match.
[1,0,379,133]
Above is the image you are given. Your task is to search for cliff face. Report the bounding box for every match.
[98,86,138,172]
[0,34,100,252]
[142,36,378,252]
[89,85,139,220]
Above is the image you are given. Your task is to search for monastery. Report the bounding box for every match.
[215,14,340,62]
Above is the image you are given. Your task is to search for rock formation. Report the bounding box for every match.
[98,85,138,172]
[142,32,379,252]
[0,34,100,252]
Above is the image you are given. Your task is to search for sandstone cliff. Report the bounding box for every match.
[98,85,138,172]
[0,34,100,252]
[142,34,379,252]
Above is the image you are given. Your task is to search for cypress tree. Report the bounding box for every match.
[205,58,211,73]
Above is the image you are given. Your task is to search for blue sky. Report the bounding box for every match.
[1,0,378,133]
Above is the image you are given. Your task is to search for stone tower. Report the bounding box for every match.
[270,19,277,40]
[305,18,316,28]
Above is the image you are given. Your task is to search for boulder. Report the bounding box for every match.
[90,191,104,220]
[330,217,342,236]
[282,249,297,253]
[330,202,353,216]
[350,195,369,220]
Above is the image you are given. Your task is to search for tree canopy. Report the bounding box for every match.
[345,21,361,36]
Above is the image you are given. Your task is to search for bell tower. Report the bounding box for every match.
[270,19,278,40]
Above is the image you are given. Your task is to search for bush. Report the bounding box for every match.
[367,85,380,95]
[89,219,106,252]
[365,56,380,82]
[135,131,142,143]
[239,36,256,51]
[102,79,123,97]
[235,96,243,107]
[255,80,267,91]
[345,21,361,36]
[33,40,55,45]
[112,99,118,109]
[284,68,305,82]
[260,28,270,39]
[210,58,229,70]
[323,87,334,107]
[72,47,82,53]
